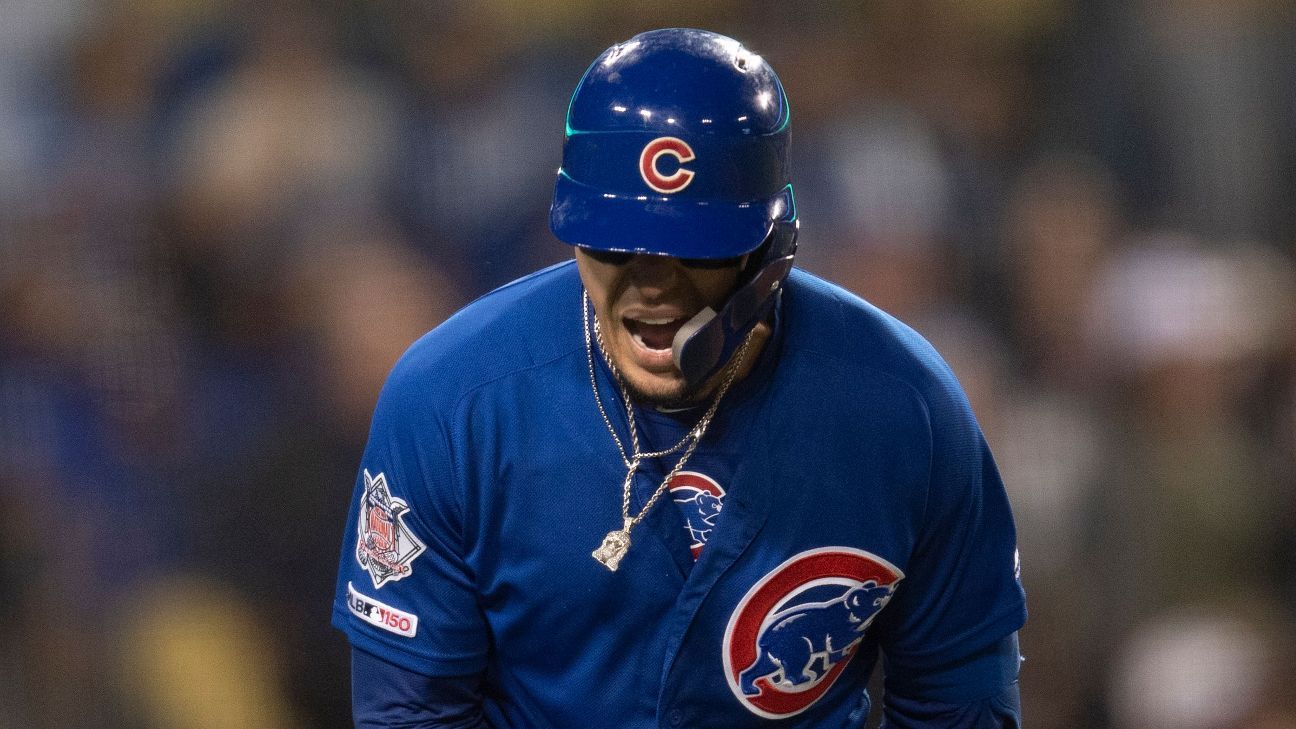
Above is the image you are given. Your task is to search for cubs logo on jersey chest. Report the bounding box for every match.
[668,471,726,559]
[723,547,903,719]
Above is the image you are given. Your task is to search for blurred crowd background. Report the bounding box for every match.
[1,0,1294,727]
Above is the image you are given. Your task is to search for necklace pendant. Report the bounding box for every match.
[592,518,634,571]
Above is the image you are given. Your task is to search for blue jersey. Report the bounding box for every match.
[333,262,1026,728]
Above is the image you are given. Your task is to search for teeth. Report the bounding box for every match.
[636,317,677,325]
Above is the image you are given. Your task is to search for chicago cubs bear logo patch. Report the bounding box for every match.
[639,136,695,193]
[668,471,725,560]
[723,547,903,719]
[356,470,426,589]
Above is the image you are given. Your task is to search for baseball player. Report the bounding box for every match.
[334,29,1026,728]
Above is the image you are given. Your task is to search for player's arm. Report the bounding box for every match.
[873,357,1027,727]
[333,349,492,726]
[880,634,1021,729]
[351,647,487,728]
[881,685,1020,729]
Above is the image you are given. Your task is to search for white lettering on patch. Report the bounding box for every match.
[347,582,418,638]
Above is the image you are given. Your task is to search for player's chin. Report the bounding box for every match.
[621,366,690,407]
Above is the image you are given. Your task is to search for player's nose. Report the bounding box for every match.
[625,254,681,297]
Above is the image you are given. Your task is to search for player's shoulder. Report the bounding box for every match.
[382,260,582,406]
[781,268,963,406]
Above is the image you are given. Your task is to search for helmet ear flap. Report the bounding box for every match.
[737,218,797,288]
[672,221,797,385]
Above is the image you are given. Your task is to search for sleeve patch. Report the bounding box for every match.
[356,469,427,588]
[348,582,419,638]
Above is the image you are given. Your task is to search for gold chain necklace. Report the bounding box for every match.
[583,291,753,571]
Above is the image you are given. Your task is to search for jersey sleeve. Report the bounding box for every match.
[875,371,1027,704]
[332,356,488,677]
[881,660,1021,729]
[352,647,487,728]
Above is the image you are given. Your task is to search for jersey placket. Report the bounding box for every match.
[650,394,778,728]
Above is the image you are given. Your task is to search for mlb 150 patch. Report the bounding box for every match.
[347,582,418,638]
[723,547,903,719]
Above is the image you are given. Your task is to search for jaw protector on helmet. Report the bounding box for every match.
[672,217,797,385]
[550,28,798,386]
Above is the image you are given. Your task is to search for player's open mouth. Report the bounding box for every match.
[624,316,688,354]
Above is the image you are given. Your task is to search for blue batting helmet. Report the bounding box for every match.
[550,28,795,260]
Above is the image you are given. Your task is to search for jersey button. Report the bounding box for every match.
[667,708,685,727]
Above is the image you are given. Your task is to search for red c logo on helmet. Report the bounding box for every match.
[639,137,696,194]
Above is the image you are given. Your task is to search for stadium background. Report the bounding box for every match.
[1,1,1294,727]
